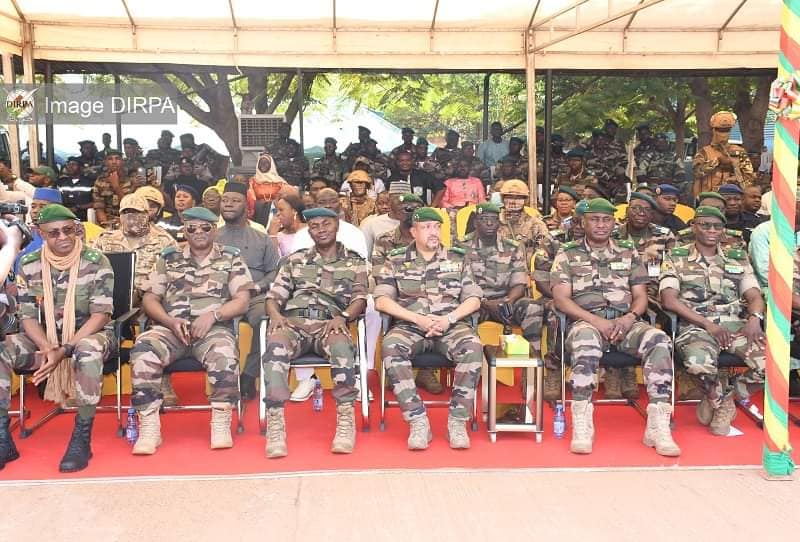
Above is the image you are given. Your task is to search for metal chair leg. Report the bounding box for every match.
[379,357,387,432]
[258,320,267,435]
[357,318,370,432]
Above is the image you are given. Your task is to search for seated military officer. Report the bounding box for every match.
[375,208,483,450]
[262,207,368,458]
[458,202,543,349]
[0,204,116,472]
[129,207,253,455]
[551,198,680,457]
[660,206,766,435]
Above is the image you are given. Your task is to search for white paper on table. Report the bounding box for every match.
[726,425,744,437]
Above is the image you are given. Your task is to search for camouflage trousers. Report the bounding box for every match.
[130,325,240,411]
[262,319,357,408]
[675,320,765,408]
[0,330,116,409]
[542,299,560,371]
[479,297,544,345]
[243,294,267,379]
[382,322,483,421]
[566,320,673,402]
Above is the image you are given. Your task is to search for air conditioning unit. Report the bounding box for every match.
[238,114,284,151]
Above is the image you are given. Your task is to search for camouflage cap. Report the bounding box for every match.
[38,204,78,224]
[346,169,372,184]
[302,207,339,221]
[696,191,727,206]
[135,185,165,207]
[629,192,658,209]
[399,193,424,205]
[584,198,616,215]
[475,202,501,215]
[694,205,727,224]
[182,206,218,223]
[710,111,736,129]
[412,207,443,224]
[120,193,149,212]
[499,179,529,197]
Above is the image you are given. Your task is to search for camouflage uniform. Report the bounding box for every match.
[277,156,310,191]
[458,232,543,343]
[0,247,116,410]
[374,244,484,421]
[614,222,676,299]
[262,243,368,407]
[311,154,346,190]
[465,157,492,188]
[554,168,596,193]
[692,143,755,195]
[92,172,152,229]
[633,139,656,164]
[431,147,461,181]
[497,209,551,263]
[130,244,254,411]
[495,155,528,182]
[340,196,377,227]
[636,149,685,184]
[91,227,179,297]
[414,156,442,181]
[342,142,370,171]
[676,227,746,251]
[550,239,673,402]
[585,147,629,201]
[372,227,410,269]
[659,245,765,406]
[265,138,295,172]
[144,147,181,171]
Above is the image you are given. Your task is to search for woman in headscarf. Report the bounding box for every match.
[247,153,288,224]
[159,184,199,242]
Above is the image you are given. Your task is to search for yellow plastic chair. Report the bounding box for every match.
[434,208,452,247]
[674,203,695,223]
[456,205,476,241]
[81,222,104,243]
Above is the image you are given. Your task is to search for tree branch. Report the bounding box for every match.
[147,72,212,126]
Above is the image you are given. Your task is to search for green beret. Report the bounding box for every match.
[575,200,589,216]
[37,204,78,224]
[103,149,122,158]
[557,186,579,201]
[696,191,727,207]
[182,206,219,223]
[399,193,424,205]
[412,207,443,224]
[475,202,501,215]
[584,198,616,215]
[302,207,339,221]
[629,192,658,209]
[694,205,727,224]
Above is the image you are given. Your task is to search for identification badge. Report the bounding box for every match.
[724,264,743,274]
[647,263,660,278]
[440,262,458,273]
[609,262,629,271]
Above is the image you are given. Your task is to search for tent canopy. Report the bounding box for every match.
[0,0,781,70]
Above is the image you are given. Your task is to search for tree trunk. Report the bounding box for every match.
[733,75,772,153]
[689,77,713,149]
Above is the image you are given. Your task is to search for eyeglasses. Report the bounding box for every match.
[628,205,652,214]
[695,222,725,231]
[403,205,420,213]
[185,224,214,234]
[43,225,77,239]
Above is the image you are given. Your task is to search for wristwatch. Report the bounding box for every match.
[213,310,221,322]
[62,343,75,358]
[447,313,457,325]
[748,312,764,322]
[341,310,353,322]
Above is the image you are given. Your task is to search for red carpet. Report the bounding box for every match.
[1,372,798,481]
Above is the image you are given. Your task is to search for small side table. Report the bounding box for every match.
[484,345,544,443]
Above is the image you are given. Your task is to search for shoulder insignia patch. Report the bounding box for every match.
[20,249,41,266]
[448,247,466,256]
[388,247,406,257]
[503,238,520,248]
[725,248,746,260]
[160,246,178,257]
[82,248,102,263]
[616,239,634,249]
[562,240,578,250]
[221,245,241,257]
[677,227,692,238]
[670,247,689,256]
[725,229,742,238]
[652,225,670,235]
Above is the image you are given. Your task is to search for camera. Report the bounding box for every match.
[0,202,33,250]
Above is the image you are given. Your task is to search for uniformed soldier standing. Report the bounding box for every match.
[130,207,253,455]
[551,198,679,456]
[311,137,346,190]
[0,204,117,472]
[340,170,377,226]
[636,133,686,189]
[692,111,755,197]
[554,148,595,198]
[497,180,551,262]
[263,207,368,458]
[459,203,543,349]
[660,206,766,436]
[144,129,182,172]
[375,208,483,450]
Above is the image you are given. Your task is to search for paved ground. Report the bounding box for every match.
[1,467,795,541]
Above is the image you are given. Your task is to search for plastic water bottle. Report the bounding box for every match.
[312,378,323,412]
[553,403,566,439]
[125,407,138,445]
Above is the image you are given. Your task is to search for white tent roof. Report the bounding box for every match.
[0,0,781,71]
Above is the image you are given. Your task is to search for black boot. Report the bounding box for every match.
[59,415,94,473]
[0,415,20,470]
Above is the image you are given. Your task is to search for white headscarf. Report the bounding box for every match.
[253,152,286,185]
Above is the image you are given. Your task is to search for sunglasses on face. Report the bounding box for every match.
[43,225,77,239]
[403,205,420,213]
[695,222,725,231]
[185,224,214,234]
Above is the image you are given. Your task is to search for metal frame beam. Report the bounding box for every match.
[529,0,590,31]
[533,0,666,52]
[718,0,749,46]
[21,23,38,168]
[430,0,440,31]
[527,0,542,31]
[8,0,25,23]
[1,53,21,176]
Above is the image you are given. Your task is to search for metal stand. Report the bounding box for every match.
[485,346,544,444]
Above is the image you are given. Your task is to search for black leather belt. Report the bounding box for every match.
[285,307,334,320]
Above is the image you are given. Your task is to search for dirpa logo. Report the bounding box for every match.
[5,88,37,121]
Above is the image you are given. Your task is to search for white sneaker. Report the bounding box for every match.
[290,377,316,402]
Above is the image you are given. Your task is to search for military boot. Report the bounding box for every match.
[678,369,705,401]
[696,396,714,426]
[210,402,233,449]
[133,405,162,455]
[543,368,562,402]
[709,395,737,436]
[621,367,639,400]
[570,400,594,454]
[59,415,94,473]
[643,403,681,457]
[603,368,622,399]
[0,415,20,470]
[331,403,356,454]
[161,375,179,407]
[265,407,287,458]
[415,368,443,394]
[447,416,470,449]
[407,415,432,450]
